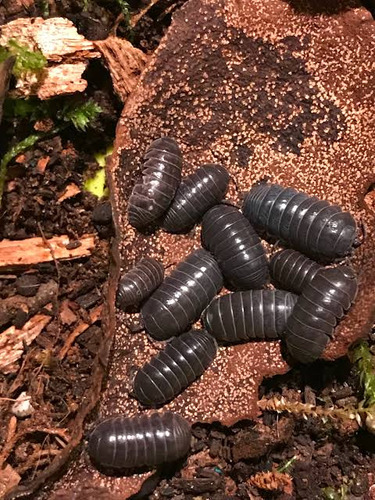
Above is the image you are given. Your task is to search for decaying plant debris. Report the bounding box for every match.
[0,0,375,499]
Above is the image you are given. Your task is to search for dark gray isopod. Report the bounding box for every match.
[202,290,298,342]
[269,249,323,294]
[128,137,183,230]
[116,257,164,310]
[201,204,269,290]
[88,412,191,469]
[141,249,223,340]
[162,164,230,233]
[133,329,217,406]
[283,266,358,364]
[243,183,357,261]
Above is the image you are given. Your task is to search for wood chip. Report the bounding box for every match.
[0,314,52,373]
[58,305,102,360]
[36,156,50,174]
[57,183,81,203]
[95,37,148,102]
[0,17,100,99]
[0,464,21,498]
[59,300,77,326]
[0,234,95,269]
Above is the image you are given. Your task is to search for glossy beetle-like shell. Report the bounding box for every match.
[141,249,223,340]
[133,329,217,406]
[270,249,323,294]
[116,257,164,310]
[202,290,298,342]
[201,204,269,290]
[162,164,230,233]
[283,266,358,363]
[88,412,191,469]
[243,183,357,261]
[128,137,182,230]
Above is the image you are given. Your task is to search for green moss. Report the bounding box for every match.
[59,100,102,131]
[0,40,47,77]
[350,340,375,407]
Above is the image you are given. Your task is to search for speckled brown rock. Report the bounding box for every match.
[44,0,375,498]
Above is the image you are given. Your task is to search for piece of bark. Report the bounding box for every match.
[0,314,52,373]
[57,183,81,203]
[0,17,100,99]
[0,57,15,125]
[0,234,95,269]
[0,279,57,328]
[0,464,21,498]
[94,37,148,102]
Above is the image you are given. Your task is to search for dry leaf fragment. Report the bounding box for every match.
[248,471,293,495]
[58,183,81,203]
[0,314,52,373]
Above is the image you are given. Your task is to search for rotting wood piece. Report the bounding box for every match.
[0,279,58,328]
[0,17,100,99]
[0,313,52,373]
[95,37,148,103]
[0,234,95,269]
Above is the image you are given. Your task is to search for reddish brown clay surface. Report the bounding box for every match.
[47,0,375,497]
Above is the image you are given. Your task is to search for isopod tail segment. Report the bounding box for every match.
[282,266,358,364]
[242,182,357,262]
[127,137,183,231]
[133,329,218,406]
[269,249,323,294]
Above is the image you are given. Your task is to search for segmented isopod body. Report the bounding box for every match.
[141,249,223,340]
[162,164,230,233]
[88,412,191,469]
[134,329,217,406]
[242,183,357,261]
[202,290,298,342]
[283,266,358,364]
[270,249,323,294]
[128,137,183,230]
[116,257,164,310]
[201,205,269,290]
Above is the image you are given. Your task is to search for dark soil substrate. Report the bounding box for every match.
[1,1,375,499]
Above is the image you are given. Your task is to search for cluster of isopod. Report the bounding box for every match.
[88,137,359,472]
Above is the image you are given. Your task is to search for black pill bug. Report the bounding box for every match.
[283,266,358,364]
[88,412,191,469]
[128,137,183,230]
[242,183,357,261]
[269,249,323,294]
[141,249,223,340]
[116,257,164,310]
[133,329,217,406]
[162,164,230,233]
[202,290,298,343]
[201,204,269,290]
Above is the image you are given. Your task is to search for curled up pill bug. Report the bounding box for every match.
[133,329,218,406]
[269,249,323,294]
[201,204,269,290]
[283,266,358,364]
[88,412,191,469]
[116,257,164,311]
[141,248,223,340]
[128,137,183,231]
[162,164,230,233]
[242,182,357,261]
[202,289,298,343]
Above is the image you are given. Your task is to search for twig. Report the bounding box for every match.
[130,0,160,28]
